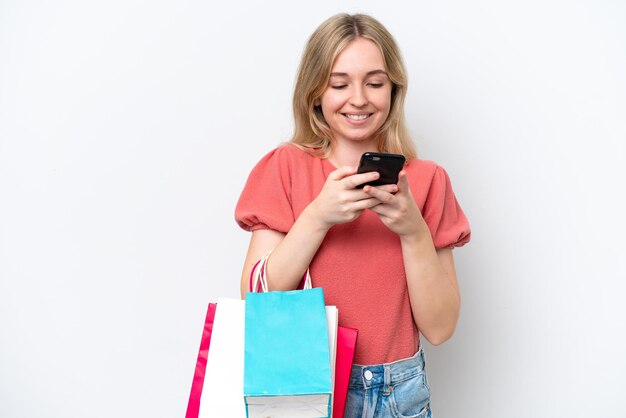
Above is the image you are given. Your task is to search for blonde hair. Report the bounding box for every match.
[290,13,416,159]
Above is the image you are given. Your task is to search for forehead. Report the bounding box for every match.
[331,37,386,73]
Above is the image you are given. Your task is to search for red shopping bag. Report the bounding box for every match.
[334,326,358,418]
[185,303,216,418]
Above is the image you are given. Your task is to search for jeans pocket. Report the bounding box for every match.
[388,372,431,418]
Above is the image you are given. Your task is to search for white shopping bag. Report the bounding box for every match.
[198,298,247,418]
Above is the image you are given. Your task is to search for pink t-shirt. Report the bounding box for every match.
[235,144,471,364]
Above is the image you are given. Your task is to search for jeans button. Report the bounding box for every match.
[364,370,373,381]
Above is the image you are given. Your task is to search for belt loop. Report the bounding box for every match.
[383,364,392,396]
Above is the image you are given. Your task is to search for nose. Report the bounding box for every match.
[349,85,368,107]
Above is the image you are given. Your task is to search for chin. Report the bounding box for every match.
[345,132,379,143]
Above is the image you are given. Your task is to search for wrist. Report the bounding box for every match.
[301,204,333,233]
[399,221,432,246]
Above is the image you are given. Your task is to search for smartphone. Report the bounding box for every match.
[356,152,406,189]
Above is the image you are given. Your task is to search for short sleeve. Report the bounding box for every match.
[235,147,295,233]
[422,166,471,249]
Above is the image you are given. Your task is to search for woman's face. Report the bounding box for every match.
[319,37,392,147]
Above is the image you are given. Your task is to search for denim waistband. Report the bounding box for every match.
[349,348,426,390]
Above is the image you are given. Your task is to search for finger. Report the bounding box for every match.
[344,185,397,203]
[344,188,375,202]
[328,166,358,181]
[351,197,384,211]
[344,186,395,202]
[346,171,380,189]
[373,184,399,194]
[363,184,395,204]
[368,202,395,217]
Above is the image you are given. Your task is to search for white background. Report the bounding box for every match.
[1,1,625,417]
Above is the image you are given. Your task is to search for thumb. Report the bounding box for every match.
[397,170,411,193]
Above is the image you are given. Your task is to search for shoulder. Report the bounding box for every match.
[403,158,460,205]
[253,143,319,169]
[244,144,325,190]
[266,143,319,160]
[405,158,439,171]
[404,158,446,183]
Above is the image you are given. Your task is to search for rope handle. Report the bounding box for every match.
[249,249,312,293]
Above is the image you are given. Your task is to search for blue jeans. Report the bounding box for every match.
[344,348,432,418]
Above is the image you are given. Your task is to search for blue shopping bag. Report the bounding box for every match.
[244,287,332,418]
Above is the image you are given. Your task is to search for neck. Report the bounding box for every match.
[329,139,379,168]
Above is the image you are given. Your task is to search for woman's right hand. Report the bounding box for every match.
[307,166,398,229]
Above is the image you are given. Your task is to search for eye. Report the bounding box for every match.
[331,85,348,90]
[368,83,384,88]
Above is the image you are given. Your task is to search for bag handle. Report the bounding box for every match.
[249,249,312,293]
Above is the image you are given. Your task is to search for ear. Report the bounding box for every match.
[314,99,321,107]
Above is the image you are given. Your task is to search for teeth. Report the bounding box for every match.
[345,114,370,121]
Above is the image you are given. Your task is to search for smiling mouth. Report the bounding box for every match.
[343,113,372,121]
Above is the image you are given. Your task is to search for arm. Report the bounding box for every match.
[364,171,461,345]
[239,209,328,298]
[400,234,460,345]
[240,167,391,298]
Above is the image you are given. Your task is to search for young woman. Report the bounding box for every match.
[235,13,470,418]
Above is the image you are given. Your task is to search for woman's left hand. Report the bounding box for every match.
[364,171,429,238]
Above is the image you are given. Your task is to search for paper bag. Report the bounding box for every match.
[244,288,333,418]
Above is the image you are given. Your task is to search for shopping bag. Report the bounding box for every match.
[186,301,343,418]
[326,306,339,416]
[198,298,247,418]
[333,326,358,418]
[244,287,333,418]
[185,303,216,418]
[248,250,358,418]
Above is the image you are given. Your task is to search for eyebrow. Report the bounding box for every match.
[329,70,388,77]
